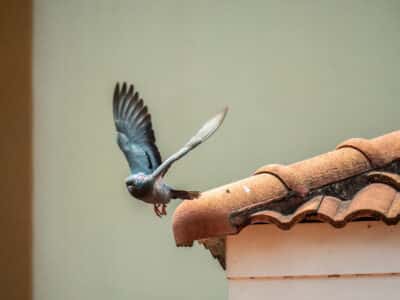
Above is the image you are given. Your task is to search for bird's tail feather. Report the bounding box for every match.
[171,189,200,200]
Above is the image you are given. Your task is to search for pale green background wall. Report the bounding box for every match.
[34,1,400,299]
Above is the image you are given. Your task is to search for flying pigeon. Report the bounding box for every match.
[113,82,228,217]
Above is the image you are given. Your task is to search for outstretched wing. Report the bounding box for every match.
[113,82,162,175]
[151,107,228,179]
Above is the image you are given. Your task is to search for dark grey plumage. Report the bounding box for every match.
[113,83,161,174]
[113,82,228,217]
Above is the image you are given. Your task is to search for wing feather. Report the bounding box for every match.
[152,107,228,178]
[113,82,162,174]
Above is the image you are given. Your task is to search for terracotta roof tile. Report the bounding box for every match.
[172,130,400,266]
[249,183,400,230]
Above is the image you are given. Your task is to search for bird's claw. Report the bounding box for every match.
[153,203,167,217]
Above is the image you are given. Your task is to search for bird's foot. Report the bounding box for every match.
[153,203,167,217]
[153,204,161,217]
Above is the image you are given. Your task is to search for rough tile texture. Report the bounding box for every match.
[172,131,400,268]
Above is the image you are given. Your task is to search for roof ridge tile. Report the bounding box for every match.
[173,130,400,248]
[253,164,309,196]
[336,138,385,168]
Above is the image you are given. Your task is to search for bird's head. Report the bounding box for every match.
[125,173,147,196]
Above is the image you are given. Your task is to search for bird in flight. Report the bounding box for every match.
[113,82,228,217]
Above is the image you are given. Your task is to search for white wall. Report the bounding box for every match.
[229,277,400,300]
[227,222,400,300]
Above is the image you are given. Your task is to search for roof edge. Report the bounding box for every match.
[173,130,400,246]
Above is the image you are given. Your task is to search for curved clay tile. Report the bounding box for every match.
[173,130,400,246]
[248,183,400,230]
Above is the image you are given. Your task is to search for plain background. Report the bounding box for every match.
[34,1,400,300]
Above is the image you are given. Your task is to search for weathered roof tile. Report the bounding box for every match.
[173,130,400,266]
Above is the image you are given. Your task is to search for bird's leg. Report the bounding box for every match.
[161,204,167,216]
[153,204,162,217]
[153,203,167,217]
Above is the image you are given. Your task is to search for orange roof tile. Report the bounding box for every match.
[172,130,400,268]
[245,182,400,230]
